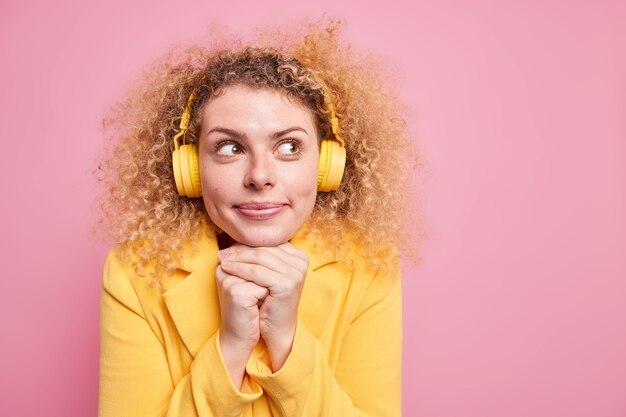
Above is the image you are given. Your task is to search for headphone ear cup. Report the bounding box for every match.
[173,148,184,196]
[317,139,346,192]
[172,144,202,198]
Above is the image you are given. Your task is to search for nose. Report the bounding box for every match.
[243,152,277,190]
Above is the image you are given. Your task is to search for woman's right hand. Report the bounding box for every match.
[215,262,269,387]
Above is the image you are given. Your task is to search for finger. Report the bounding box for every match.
[217,267,269,304]
[219,273,246,292]
[222,247,290,274]
[278,242,310,263]
[232,280,269,304]
[226,241,307,263]
[217,265,253,291]
[227,245,308,274]
[271,244,310,272]
[219,242,249,256]
[220,260,282,288]
[215,264,228,284]
[216,264,249,283]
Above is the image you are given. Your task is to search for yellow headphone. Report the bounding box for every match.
[172,86,346,198]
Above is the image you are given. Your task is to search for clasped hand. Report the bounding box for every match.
[215,242,309,369]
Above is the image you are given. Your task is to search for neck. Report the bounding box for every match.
[216,232,237,250]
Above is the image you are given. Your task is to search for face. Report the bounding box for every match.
[198,84,320,247]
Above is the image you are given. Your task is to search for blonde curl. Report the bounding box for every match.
[94,18,425,289]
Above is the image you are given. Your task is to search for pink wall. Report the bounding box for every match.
[1,1,625,416]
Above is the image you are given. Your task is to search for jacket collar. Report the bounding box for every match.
[162,223,340,358]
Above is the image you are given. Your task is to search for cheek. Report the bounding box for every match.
[200,165,232,203]
[286,160,319,197]
[203,181,232,205]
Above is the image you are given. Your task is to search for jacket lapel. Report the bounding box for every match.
[162,224,340,359]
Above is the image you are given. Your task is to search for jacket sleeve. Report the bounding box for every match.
[245,254,403,417]
[98,250,264,417]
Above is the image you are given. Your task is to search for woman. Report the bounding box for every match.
[97,19,420,417]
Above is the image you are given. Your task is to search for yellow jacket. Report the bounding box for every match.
[98,225,403,416]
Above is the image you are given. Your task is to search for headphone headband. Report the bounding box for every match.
[172,90,198,151]
[319,83,345,147]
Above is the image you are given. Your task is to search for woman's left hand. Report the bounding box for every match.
[218,242,309,370]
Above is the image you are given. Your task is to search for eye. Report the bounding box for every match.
[216,142,243,156]
[276,139,302,157]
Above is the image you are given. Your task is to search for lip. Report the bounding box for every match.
[234,202,287,220]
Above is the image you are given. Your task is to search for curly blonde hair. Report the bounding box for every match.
[95,18,424,289]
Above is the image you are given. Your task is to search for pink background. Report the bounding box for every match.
[1,1,625,416]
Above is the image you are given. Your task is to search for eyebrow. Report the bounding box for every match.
[206,126,309,140]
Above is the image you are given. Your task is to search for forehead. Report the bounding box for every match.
[201,85,316,128]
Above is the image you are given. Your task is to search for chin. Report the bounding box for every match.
[212,215,301,247]
[231,228,294,247]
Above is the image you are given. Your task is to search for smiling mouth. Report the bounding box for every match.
[234,204,287,220]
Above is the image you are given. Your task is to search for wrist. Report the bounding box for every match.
[265,326,296,372]
[266,331,294,352]
[219,328,257,353]
[218,330,254,390]
[219,330,254,358]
